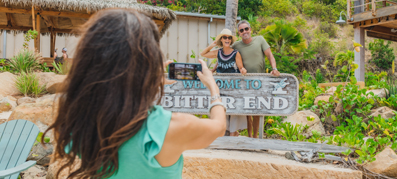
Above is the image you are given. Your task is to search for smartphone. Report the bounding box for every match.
[168,63,202,81]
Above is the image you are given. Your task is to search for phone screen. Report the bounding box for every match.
[168,63,201,81]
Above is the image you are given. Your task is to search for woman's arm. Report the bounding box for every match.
[156,59,226,167]
[200,41,218,59]
[236,52,247,75]
[211,62,218,73]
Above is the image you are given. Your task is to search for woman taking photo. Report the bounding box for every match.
[44,9,226,179]
[200,29,247,137]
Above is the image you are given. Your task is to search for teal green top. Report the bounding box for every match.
[108,105,183,179]
[66,105,184,179]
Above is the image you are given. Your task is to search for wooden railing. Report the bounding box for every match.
[347,0,397,18]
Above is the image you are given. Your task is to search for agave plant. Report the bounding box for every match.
[260,20,307,55]
[8,49,41,73]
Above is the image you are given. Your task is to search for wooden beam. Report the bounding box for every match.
[32,6,35,30]
[366,25,397,36]
[367,31,397,41]
[41,15,56,28]
[353,14,397,27]
[350,5,397,23]
[6,13,16,27]
[40,11,91,19]
[35,14,40,52]
[0,25,73,33]
[0,7,91,19]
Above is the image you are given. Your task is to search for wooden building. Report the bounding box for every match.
[347,0,397,81]
[0,0,176,63]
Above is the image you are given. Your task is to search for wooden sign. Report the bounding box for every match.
[162,73,299,116]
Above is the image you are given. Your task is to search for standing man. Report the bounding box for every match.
[232,20,280,138]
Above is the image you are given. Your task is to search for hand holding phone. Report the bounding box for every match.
[168,62,202,81]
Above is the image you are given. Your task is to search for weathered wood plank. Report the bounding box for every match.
[350,5,397,23]
[208,137,350,153]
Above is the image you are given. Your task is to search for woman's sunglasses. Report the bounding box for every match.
[222,36,233,40]
[239,27,249,33]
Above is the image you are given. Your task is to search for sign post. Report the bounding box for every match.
[162,73,299,138]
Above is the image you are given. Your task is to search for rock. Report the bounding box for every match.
[46,75,66,94]
[0,96,17,113]
[27,143,54,165]
[335,100,343,114]
[325,86,337,95]
[47,156,81,179]
[17,96,36,105]
[20,165,47,179]
[314,95,331,105]
[367,88,388,98]
[183,149,362,179]
[35,72,57,88]
[370,106,396,119]
[8,94,56,127]
[0,72,21,96]
[283,110,325,136]
[8,94,58,144]
[365,147,397,178]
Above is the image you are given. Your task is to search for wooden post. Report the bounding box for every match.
[35,14,40,53]
[50,29,55,57]
[354,27,365,82]
[383,0,387,7]
[347,0,351,19]
[259,117,264,139]
[366,0,369,11]
[31,6,35,30]
[372,0,376,16]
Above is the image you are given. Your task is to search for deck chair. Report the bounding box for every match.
[0,120,40,179]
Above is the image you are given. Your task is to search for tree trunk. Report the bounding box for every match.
[225,0,239,35]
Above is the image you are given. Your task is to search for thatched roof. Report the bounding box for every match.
[0,0,176,36]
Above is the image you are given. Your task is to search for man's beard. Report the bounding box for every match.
[241,33,250,40]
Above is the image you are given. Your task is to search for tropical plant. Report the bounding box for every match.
[23,30,38,49]
[369,39,395,70]
[15,72,46,97]
[52,61,71,75]
[333,50,358,83]
[271,122,306,141]
[8,49,41,73]
[260,20,307,55]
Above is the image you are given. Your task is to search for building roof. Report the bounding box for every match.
[0,0,176,36]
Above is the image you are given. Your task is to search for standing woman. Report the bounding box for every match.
[44,9,226,179]
[200,29,247,137]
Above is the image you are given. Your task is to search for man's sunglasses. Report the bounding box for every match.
[239,27,249,33]
[222,36,233,40]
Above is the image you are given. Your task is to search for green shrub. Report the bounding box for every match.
[261,0,298,17]
[15,72,46,97]
[309,31,335,57]
[9,49,41,73]
[369,39,395,70]
[52,61,70,75]
[318,21,338,38]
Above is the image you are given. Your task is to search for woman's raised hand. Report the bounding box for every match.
[210,41,217,48]
[240,67,247,75]
[164,60,176,85]
[197,59,219,95]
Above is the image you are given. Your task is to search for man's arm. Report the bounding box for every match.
[263,48,280,76]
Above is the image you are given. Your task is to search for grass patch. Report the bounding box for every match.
[15,72,46,97]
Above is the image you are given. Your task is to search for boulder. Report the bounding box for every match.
[46,75,66,94]
[370,106,396,119]
[365,147,397,178]
[0,96,17,113]
[0,72,21,96]
[283,110,325,136]
[314,95,331,105]
[47,156,81,179]
[325,86,337,95]
[17,96,36,105]
[8,94,56,127]
[35,72,57,88]
[20,165,47,179]
[367,88,387,98]
[27,143,54,165]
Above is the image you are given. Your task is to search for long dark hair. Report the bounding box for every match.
[43,9,165,179]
